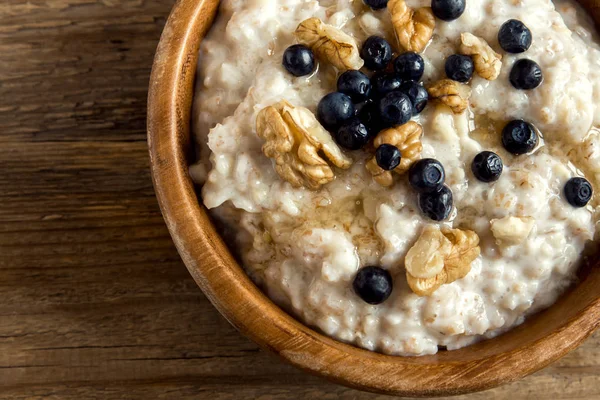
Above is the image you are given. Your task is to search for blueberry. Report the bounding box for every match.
[408,158,446,193]
[371,73,403,98]
[431,0,465,21]
[317,92,355,132]
[353,266,393,305]
[564,177,593,208]
[399,81,428,115]
[363,0,388,9]
[378,91,412,127]
[282,44,315,77]
[361,36,393,71]
[502,119,538,155]
[445,54,474,82]
[509,59,543,90]
[418,185,453,221]
[498,19,532,53]
[471,151,503,182]
[393,52,425,81]
[356,99,383,137]
[335,118,370,150]
[376,144,402,170]
[355,98,374,116]
[337,70,371,102]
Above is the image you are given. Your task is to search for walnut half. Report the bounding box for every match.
[295,17,364,71]
[366,121,423,186]
[388,0,435,53]
[427,79,472,114]
[405,226,480,296]
[459,33,502,80]
[256,100,352,189]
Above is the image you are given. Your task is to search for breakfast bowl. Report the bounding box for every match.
[147,0,600,396]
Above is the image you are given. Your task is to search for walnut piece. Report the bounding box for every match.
[365,159,394,187]
[405,225,452,279]
[405,226,480,296]
[295,17,364,71]
[256,100,352,189]
[388,0,435,53]
[490,216,535,246]
[459,33,502,80]
[365,121,423,186]
[442,228,481,282]
[406,269,448,297]
[427,79,472,114]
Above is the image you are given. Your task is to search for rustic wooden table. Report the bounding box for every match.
[0,0,598,398]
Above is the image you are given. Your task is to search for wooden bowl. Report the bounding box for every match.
[147,0,600,396]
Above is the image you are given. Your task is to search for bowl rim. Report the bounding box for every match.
[147,0,600,396]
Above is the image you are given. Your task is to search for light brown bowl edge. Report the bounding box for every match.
[147,0,600,396]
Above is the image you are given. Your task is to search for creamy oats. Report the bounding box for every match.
[190,0,600,355]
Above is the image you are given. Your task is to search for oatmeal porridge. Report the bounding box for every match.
[189,0,600,355]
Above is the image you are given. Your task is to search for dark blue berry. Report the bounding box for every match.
[335,118,370,150]
[510,59,543,90]
[363,0,389,9]
[431,0,465,21]
[356,99,383,137]
[317,92,355,132]
[355,98,373,116]
[564,177,593,208]
[471,151,503,182]
[399,81,428,115]
[498,19,532,53]
[361,36,393,71]
[502,120,538,155]
[393,52,425,81]
[337,70,371,102]
[353,266,393,305]
[282,44,315,77]
[376,144,401,170]
[418,185,453,221]
[371,73,403,98]
[408,158,445,193]
[378,91,412,127]
[445,54,474,82]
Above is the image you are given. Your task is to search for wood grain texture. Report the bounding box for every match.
[0,0,598,398]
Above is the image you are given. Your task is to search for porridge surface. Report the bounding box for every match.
[190,0,600,355]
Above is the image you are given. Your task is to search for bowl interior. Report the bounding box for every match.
[147,0,600,396]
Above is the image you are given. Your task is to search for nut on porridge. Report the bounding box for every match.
[190,0,600,355]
